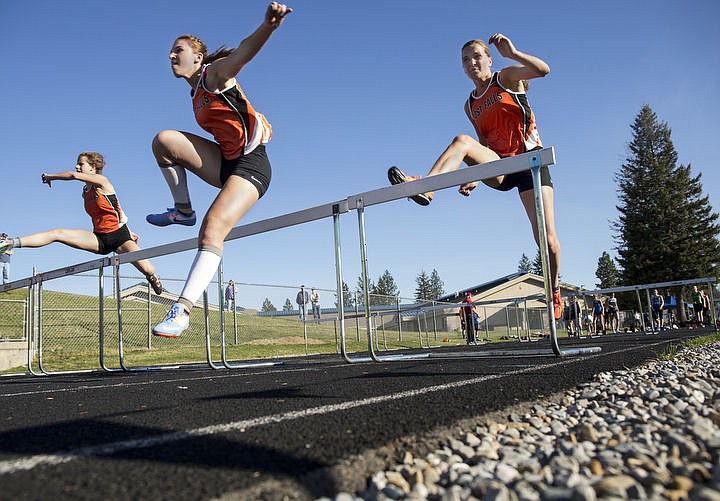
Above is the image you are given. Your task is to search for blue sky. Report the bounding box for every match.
[1,0,718,309]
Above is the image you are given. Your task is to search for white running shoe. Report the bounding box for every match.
[152,303,189,338]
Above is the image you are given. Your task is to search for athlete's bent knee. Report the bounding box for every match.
[451,134,476,149]
[152,130,181,159]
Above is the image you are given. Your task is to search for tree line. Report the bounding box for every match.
[261,268,446,312]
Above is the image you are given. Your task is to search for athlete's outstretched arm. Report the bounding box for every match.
[41,171,114,193]
[209,2,292,85]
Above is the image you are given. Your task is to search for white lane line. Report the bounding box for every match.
[0,342,667,476]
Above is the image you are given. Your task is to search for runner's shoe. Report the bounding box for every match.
[152,303,189,338]
[146,274,163,295]
[553,288,562,320]
[387,166,434,206]
[146,208,196,227]
[0,239,10,254]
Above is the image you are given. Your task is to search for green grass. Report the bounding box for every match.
[658,332,720,361]
[6,288,508,373]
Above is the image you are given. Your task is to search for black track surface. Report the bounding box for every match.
[0,329,708,500]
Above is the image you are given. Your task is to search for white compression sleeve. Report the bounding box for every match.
[177,247,222,308]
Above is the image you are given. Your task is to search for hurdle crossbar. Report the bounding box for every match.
[4,146,604,374]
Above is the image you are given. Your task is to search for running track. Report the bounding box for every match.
[0,330,707,500]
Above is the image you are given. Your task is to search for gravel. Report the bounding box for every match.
[319,341,720,501]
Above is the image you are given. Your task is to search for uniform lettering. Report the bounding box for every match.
[471,91,503,118]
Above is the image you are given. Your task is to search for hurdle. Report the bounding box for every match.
[1,146,604,375]
[342,147,600,359]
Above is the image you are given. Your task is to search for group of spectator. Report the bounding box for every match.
[296,286,321,323]
[563,287,715,336]
[562,293,621,337]
[692,285,713,326]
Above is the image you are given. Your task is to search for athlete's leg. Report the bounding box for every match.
[519,186,561,290]
[18,229,100,253]
[177,177,260,308]
[150,130,224,219]
[425,135,502,194]
[115,239,155,277]
[115,239,163,295]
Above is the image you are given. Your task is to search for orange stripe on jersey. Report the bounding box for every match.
[192,66,272,160]
[466,72,542,158]
[83,186,128,234]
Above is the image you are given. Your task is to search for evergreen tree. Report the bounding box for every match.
[531,250,543,275]
[261,298,276,312]
[375,269,399,305]
[356,275,376,307]
[517,253,532,273]
[429,269,445,299]
[614,105,720,285]
[282,298,293,311]
[595,251,620,289]
[414,270,432,301]
[341,280,354,308]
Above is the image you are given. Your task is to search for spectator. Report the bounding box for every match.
[224,280,237,312]
[692,285,704,324]
[701,289,711,327]
[569,296,582,337]
[633,311,642,332]
[460,292,477,344]
[0,232,12,284]
[592,295,605,334]
[606,292,619,333]
[650,289,664,330]
[310,288,321,323]
[296,286,309,321]
[562,298,573,336]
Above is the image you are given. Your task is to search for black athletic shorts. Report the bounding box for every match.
[220,144,271,198]
[494,165,553,193]
[95,225,132,255]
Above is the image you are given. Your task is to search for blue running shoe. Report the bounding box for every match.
[153,303,190,338]
[146,208,196,227]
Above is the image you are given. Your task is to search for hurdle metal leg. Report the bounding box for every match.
[530,161,600,357]
[355,197,429,362]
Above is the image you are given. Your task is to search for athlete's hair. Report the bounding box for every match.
[462,39,491,58]
[175,34,233,65]
[78,152,105,173]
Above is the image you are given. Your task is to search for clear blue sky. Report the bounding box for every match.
[2,0,718,309]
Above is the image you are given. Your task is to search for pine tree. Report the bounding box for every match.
[429,269,445,299]
[414,270,432,301]
[517,253,532,273]
[341,280,354,308]
[375,269,399,305]
[614,105,720,285]
[356,275,376,307]
[531,250,543,275]
[282,298,293,311]
[595,251,620,289]
[261,298,276,312]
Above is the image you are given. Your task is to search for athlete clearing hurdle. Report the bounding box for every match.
[147,2,292,338]
[0,152,163,295]
[388,34,563,319]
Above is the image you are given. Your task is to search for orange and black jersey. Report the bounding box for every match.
[82,185,128,234]
[464,72,542,158]
[192,65,272,160]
